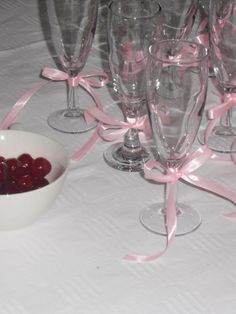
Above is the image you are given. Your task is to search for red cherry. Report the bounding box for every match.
[33,177,49,188]
[0,162,7,183]
[6,158,21,177]
[0,156,6,164]
[14,165,30,179]
[17,153,33,172]
[0,185,6,194]
[32,157,52,178]
[5,176,19,194]
[16,174,34,192]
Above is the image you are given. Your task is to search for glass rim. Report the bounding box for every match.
[148,39,208,65]
[108,0,161,20]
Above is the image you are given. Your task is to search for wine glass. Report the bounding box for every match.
[46,0,98,133]
[103,0,161,172]
[158,0,198,40]
[140,39,208,235]
[199,0,236,152]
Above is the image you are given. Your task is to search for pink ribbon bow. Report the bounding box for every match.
[41,67,109,112]
[124,145,236,263]
[85,106,151,142]
[0,67,109,130]
[0,67,109,162]
[41,68,111,162]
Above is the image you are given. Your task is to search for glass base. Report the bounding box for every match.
[198,128,236,153]
[139,202,202,236]
[47,109,96,134]
[103,142,150,172]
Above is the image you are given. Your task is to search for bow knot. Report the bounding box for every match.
[144,145,212,186]
[42,67,109,91]
[167,167,183,182]
[85,106,151,142]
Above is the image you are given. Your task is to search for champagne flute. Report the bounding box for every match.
[199,0,236,152]
[46,0,98,133]
[104,0,161,172]
[140,39,208,235]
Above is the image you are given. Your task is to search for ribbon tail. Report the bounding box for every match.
[204,117,220,144]
[98,125,128,142]
[204,98,236,144]
[70,126,100,162]
[123,182,177,263]
[123,238,169,263]
[224,211,236,218]
[166,182,177,242]
[183,174,236,216]
[0,81,48,130]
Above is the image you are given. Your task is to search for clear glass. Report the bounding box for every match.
[199,0,236,152]
[104,0,161,172]
[140,40,208,235]
[46,0,98,133]
[158,0,198,39]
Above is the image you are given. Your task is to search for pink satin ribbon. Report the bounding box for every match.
[124,142,236,262]
[204,93,236,144]
[195,16,209,48]
[85,106,151,142]
[0,81,48,130]
[195,33,209,48]
[202,5,236,145]
[42,67,108,94]
[0,67,109,162]
[41,68,110,162]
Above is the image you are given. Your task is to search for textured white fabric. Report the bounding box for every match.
[0,1,236,313]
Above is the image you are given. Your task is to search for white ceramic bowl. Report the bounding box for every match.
[0,130,69,230]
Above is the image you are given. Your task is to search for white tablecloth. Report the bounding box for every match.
[0,1,236,313]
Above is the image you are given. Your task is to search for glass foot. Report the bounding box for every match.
[103,142,149,172]
[139,203,202,236]
[198,128,236,153]
[47,109,96,134]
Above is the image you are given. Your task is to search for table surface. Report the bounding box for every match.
[0,1,236,314]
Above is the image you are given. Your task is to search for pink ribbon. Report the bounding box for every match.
[0,67,109,162]
[85,106,151,142]
[202,4,236,143]
[194,33,209,48]
[41,68,111,162]
[204,93,236,144]
[42,67,108,94]
[194,16,209,48]
[124,145,236,263]
[0,81,48,130]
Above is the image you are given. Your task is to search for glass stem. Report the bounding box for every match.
[215,90,236,136]
[122,105,142,151]
[66,83,83,117]
[215,108,236,137]
[220,108,233,128]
